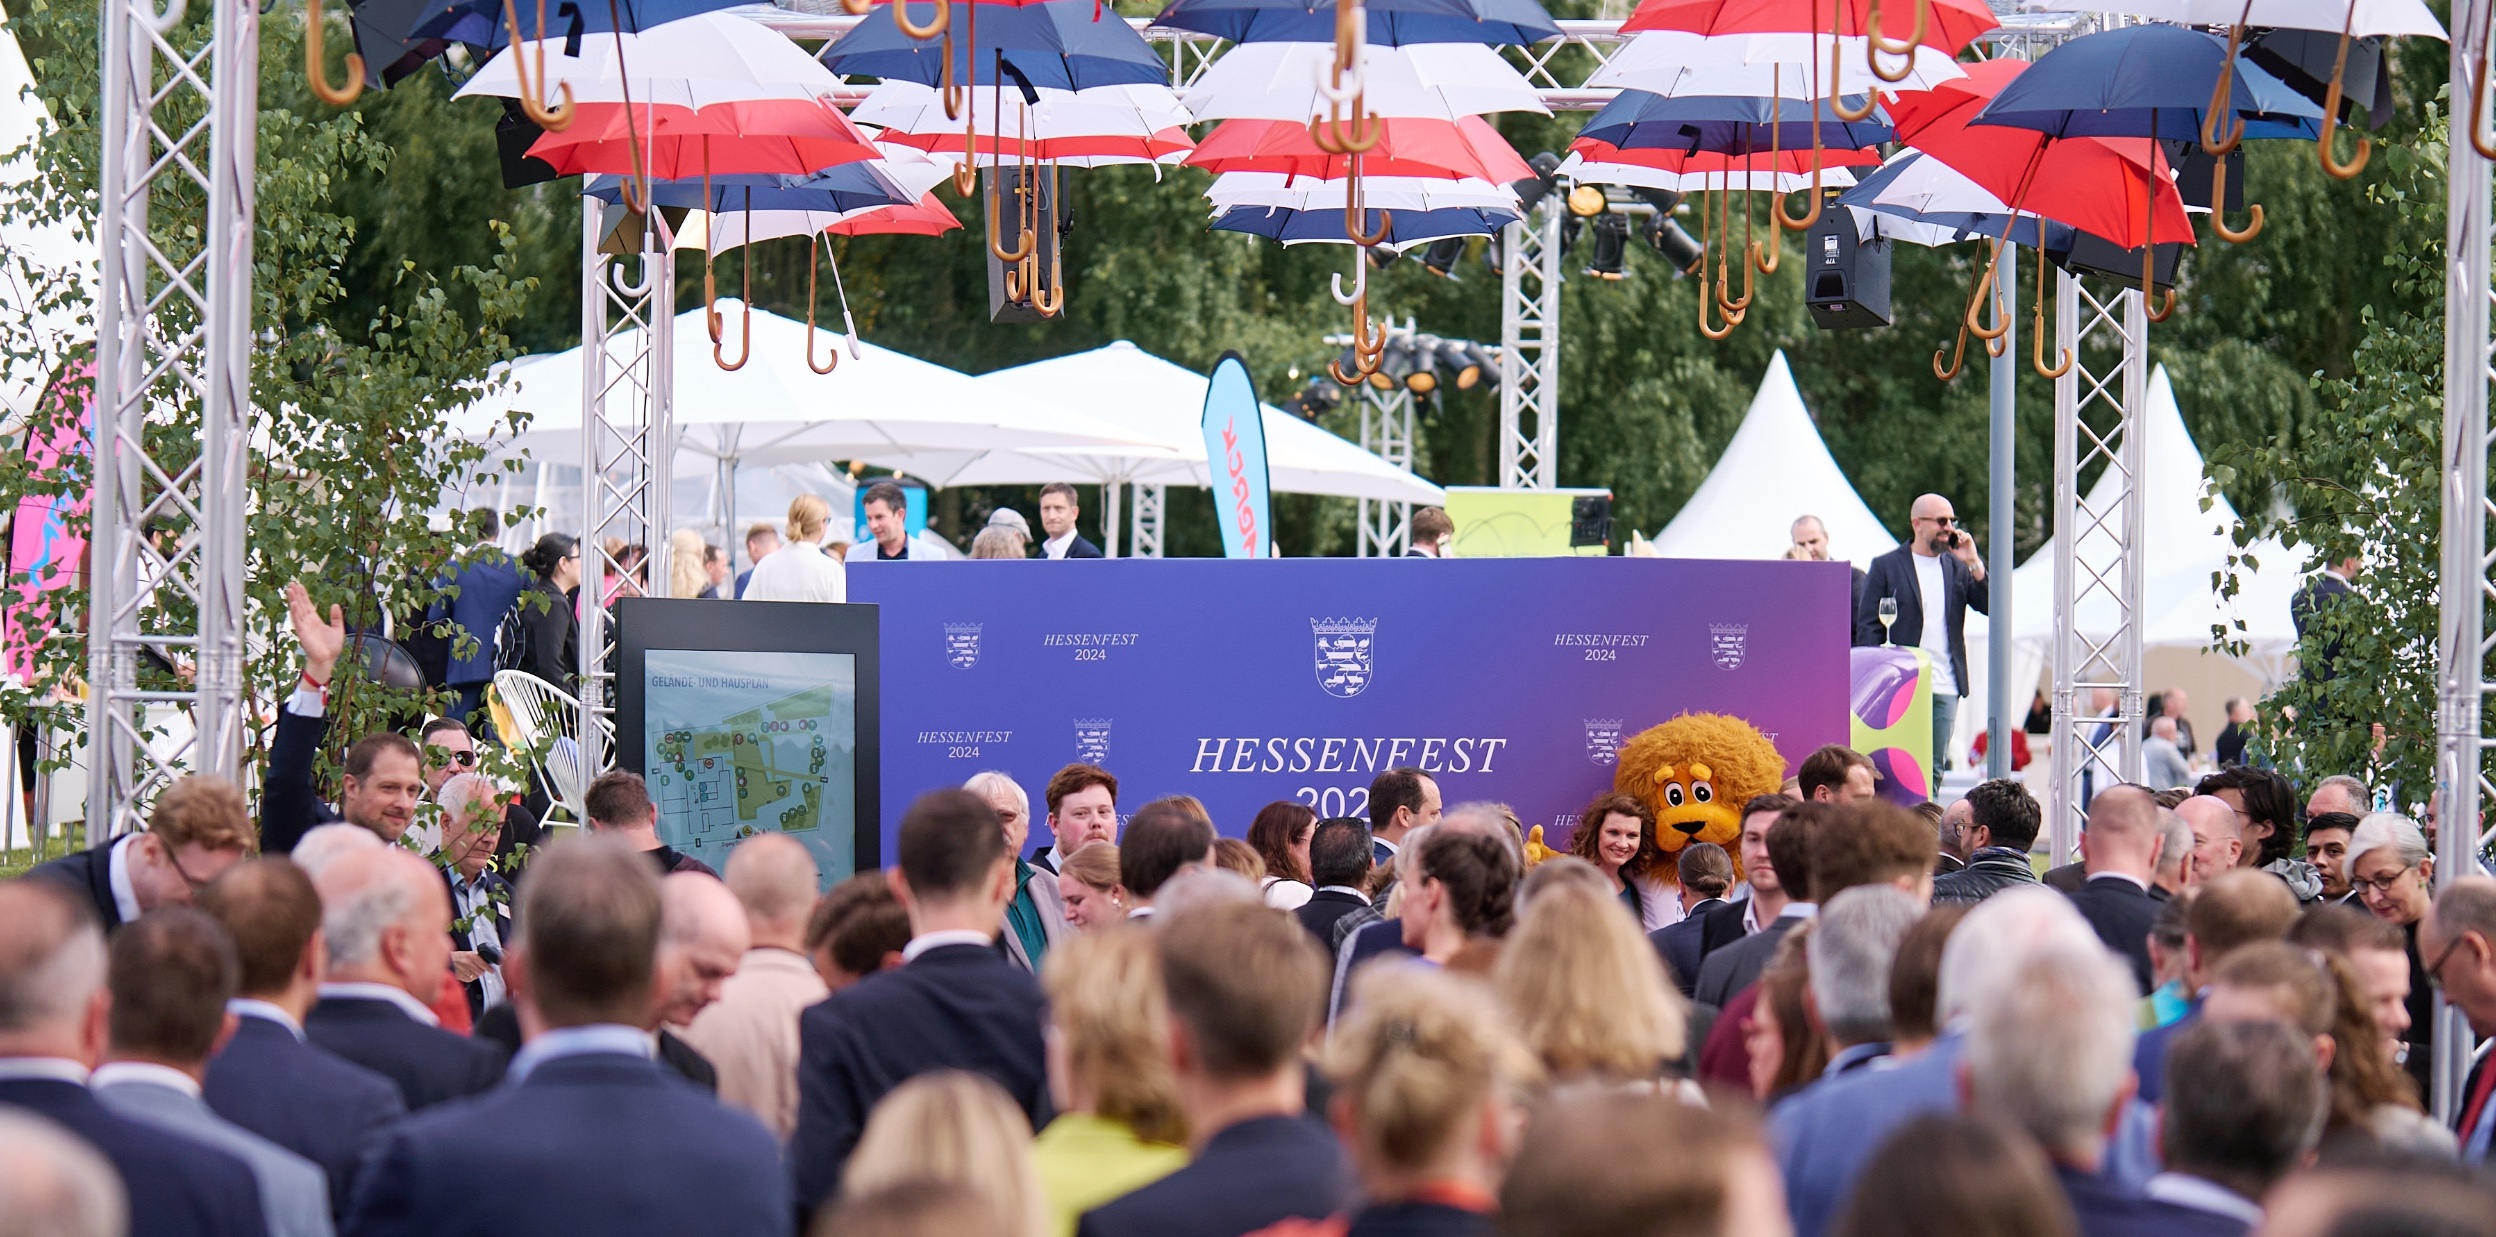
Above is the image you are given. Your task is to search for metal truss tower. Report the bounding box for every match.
[2435,0,2494,1121]
[575,204,676,773]
[1498,202,1563,489]
[88,0,258,836]
[1357,383,1416,557]
[2043,273,2148,870]
[1128,484,1164,558]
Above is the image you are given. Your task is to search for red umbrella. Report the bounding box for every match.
[1889,58,2193,248]
[824,193,964,236]
[1567,138,1882,174]
[1186,116,1533,183]
[527,99,882,178]
[1623,0,1997,56]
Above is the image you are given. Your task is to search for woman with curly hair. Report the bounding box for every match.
[1566,793,1677,932]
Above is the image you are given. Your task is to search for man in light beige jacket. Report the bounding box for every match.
[679,833,829,1139]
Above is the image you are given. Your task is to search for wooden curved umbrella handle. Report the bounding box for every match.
[894,0,948,41]
[306,0,366,106]
[1965,234,2009,341]
[2201,19,2248,154]
[2209,157,2263,243]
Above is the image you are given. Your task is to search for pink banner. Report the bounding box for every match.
[6,360,92,682]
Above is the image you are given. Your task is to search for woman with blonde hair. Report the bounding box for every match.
[839,1071,1047,1237]
[1056,842,1128,931]
[1324,964,1544,1236]
[666,528,708,598]
[742,493,847,603]
[1493,882,1690,1087]
[1031,929,1188,1237]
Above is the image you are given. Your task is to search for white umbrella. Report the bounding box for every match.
[454,12,843,110]
[853,81,1193,139]
[1205,171,1521,212]
[447,302,1174,478]
[1559,153,1858,194]
[2058,0,2441,36]
[1588,31,1966,96]
[1182,42,1548,122]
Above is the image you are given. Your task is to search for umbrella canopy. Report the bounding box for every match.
[526,99,881,177]
[408,0,757,50]
[1565,138,1883,173]
[1577,90,1892,154]
[1589,31,1966,95]
[2057,0,2441,38]
[818,0,1167,90]
[1835,150,2075,248]
[584,168,922,223]
[1210,203,1517,247]
[827,193,965,234]
[1621,0,1998,52]
[1150,0,1561,46]
[1187,115,1533,181]
[1182,40,1547,121]
[455,13,840,109]
[854,80,1196,163]
[1971,22,2324,142]
[1206,171,1520,211]
[1560,151,1858,192]
[1891,59,2195,246]
[970,341,1447,502]
[448,302,1168,474]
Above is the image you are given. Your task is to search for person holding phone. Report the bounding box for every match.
[1853,494,1989,771]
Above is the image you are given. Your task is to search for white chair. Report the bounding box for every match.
[491,670,613,829]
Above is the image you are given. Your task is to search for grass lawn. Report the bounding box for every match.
[1,825,85,880]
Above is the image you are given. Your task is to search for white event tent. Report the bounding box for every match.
[0,0,88,419]
[968,341,1448,507]
[1649,351,1898,564]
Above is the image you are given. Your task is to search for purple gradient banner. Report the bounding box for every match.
[850,557,1850,858]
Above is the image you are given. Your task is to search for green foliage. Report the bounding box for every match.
[2204,108,2450,798]
[0,1,534,791]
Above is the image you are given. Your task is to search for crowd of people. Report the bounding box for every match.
[12,585,2496,1237]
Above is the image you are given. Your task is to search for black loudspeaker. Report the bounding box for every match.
[1804,188,1892,329]
[2052,232,2183,298]
[986,166,1064,323]
[1570,494,1612,548]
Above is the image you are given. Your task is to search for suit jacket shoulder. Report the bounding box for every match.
[260,706,341,856]
[25,842,120,931]
[1695,917,1790,1008]
[0,1079,267,1237]
[345,1053,788,1237]
[306,997,508,1112]
[1066,535,1104,559]
[206,1016,405,1220]
[1076,1115,1351,1237]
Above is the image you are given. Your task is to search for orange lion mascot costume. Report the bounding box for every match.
[1611,712,1787,883]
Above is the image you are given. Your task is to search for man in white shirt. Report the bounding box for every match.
[845,481,941,563]
[1037,483,1103,559]
[1852,494,1989,772]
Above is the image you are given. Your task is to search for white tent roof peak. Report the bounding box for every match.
[1649,350,1899,565]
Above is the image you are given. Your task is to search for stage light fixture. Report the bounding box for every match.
[1403,333,1442,394]
[1511,151,1564,213]
[1583,212,1631,280]
[1566,185,1609,218]
[1629,188,1704,275]
[1290,375,1344,419]
[1366,245,1401,270]
[1419,237,1466,278]
[1434,339,1479,389]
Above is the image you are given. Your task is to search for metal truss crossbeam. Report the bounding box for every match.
[88,0,256,836]
[576,203,675,772]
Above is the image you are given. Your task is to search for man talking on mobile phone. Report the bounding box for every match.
[1854,494,1989,772]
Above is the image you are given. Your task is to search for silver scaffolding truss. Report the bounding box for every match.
[2043,274,2148,869]
[1357,383,1416,557]
[1128,484,1165,558]
[2435,0,2494,1121]
[1498,203,1563,489]
[574,204,676,772]
[87,0,258,836]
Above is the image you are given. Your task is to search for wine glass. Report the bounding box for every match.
[1877,596,1897,644]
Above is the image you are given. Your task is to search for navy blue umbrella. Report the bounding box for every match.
[404,0,753,51]
[1971,23,2321,142]
[1211,204,1517,248]
[1580,92,1891,157]
[819,0,1166,90]
[1152,0,1559,46]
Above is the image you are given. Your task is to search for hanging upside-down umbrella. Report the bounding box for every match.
[1575,91,1893,155]
[1182,41,1547,121]
[456,12,848,110]
[1835,149,2079,377]
[1619,0,1996,84]
[1206,172,1521,212]
[314,0,777,110]
[817,0,1168,91]
[1561,146,1868,192]
[1588,31,1966,96]
[1151,0,1560,46]
[827,193,966,236]
[1187,115,1533,182]
[526,101,882,179]
[1211,204,1518,247]
[854,80,1196,165]
[2050,0,2441,176]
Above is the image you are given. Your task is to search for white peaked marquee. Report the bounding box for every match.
[1650,350,1899,565]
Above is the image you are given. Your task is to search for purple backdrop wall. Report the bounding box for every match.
[850,557,1850,859]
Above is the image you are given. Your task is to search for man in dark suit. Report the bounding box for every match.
[1365,768,1440,874]
[789,790,1050,1218]
[2144,1020,2322,1235]
[2289,554,2361,681]
[28,774,254,934]
[1031,763,1121,876]
[0,881,268,1237]
[2424,879,2496,1159]
[2059,786,2166,995]
[261,583,428,856]
[343,836,791,1237]
[1295,819,1375,948]
[1655,794,1796,997]
[1852,495,1989,771]
[1038,483,1104,559]
[583,770,717,878]
[1691,806,1823,1010]
[1077,903,1352,1237]
[304,847,507,1110]
[1406,506,1453,557]
[199,859,407,1219]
